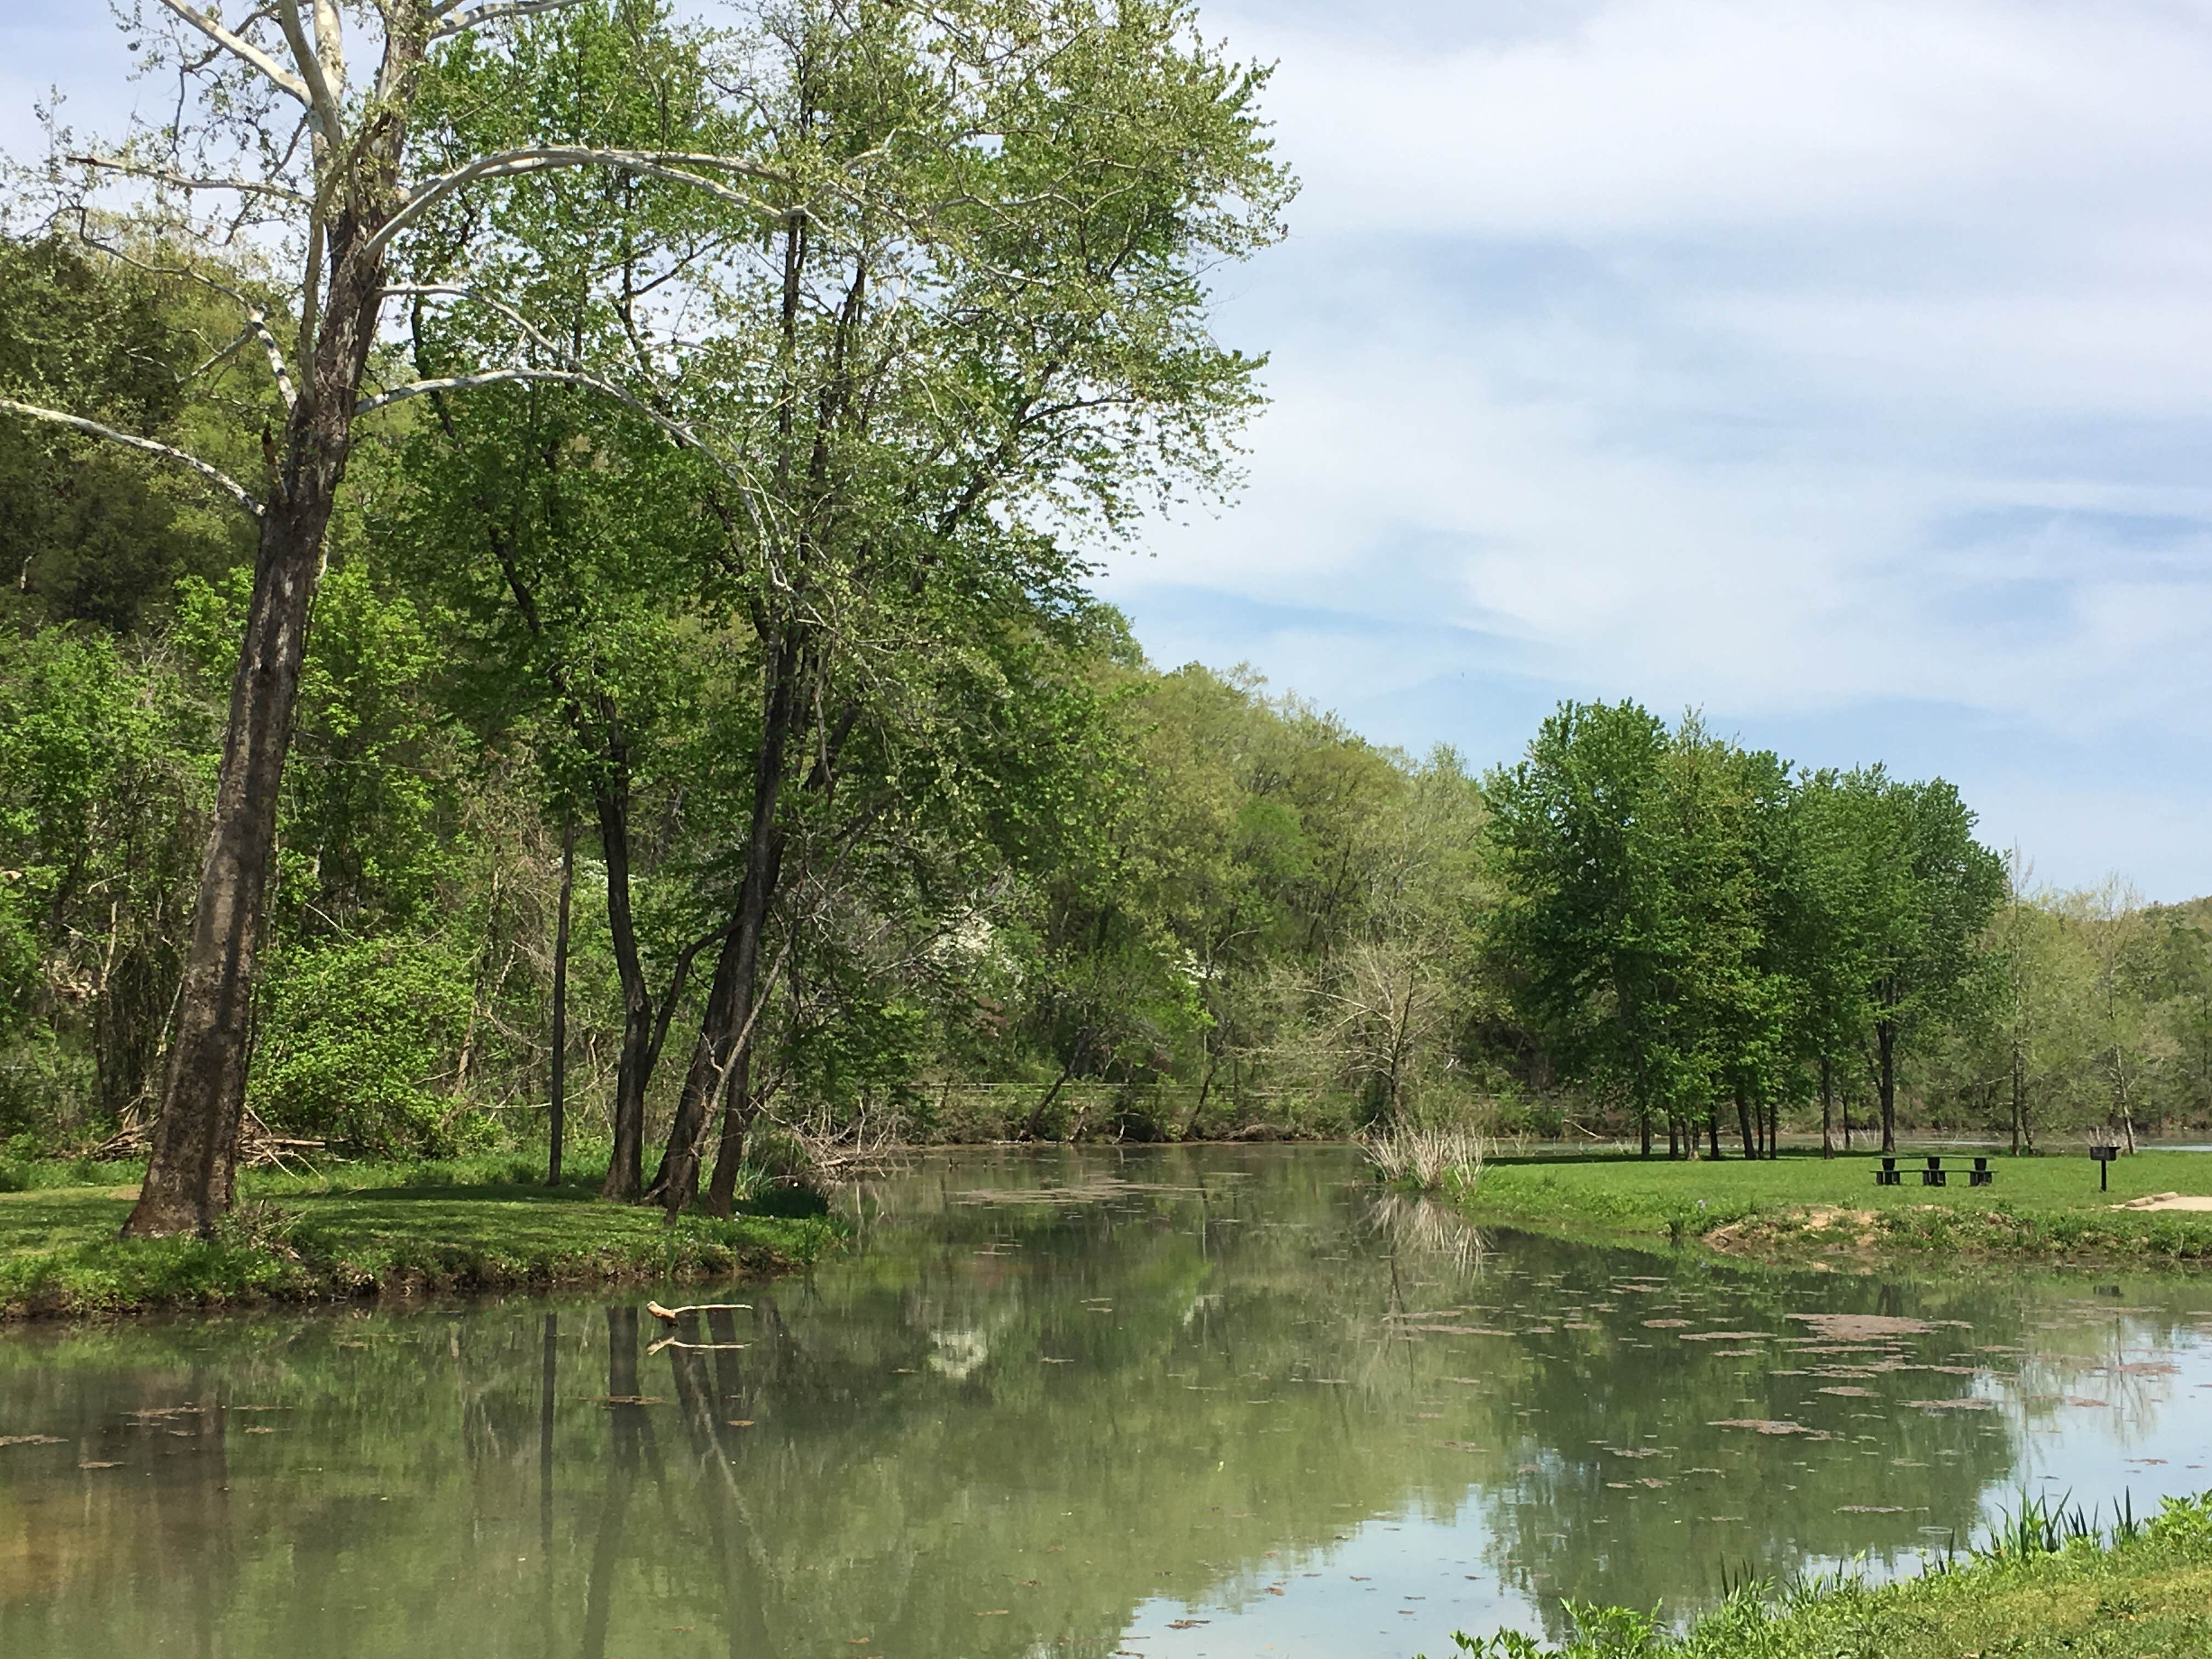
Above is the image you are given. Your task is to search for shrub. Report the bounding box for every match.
[249,933,474,1156]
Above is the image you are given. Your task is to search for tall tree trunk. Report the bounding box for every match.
[1876,1019,1898,1153]
[1667,1115,1680,1160]
[1023,1047,1083,1143]
[548,815,575,1186]
[123,205,400,1238]
[648,638,798,1213]
[1184,1042,1223,1141]
[1639,1111,1651,1159]
[1735,1093,1757,1160]
[1820,1057,1835,1158]
[2009,1040,2024,1155]
[1706,1111,1721,1161]
[1767,1098,1779,1160]
[597,780,655,1201]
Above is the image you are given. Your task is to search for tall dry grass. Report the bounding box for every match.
[1359,1121,1489,1190]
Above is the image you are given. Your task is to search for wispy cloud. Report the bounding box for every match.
[1099,0,2212,896]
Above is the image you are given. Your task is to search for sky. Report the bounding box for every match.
[6,1,2210,898]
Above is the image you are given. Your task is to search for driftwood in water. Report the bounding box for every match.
[645,1300,753,1324]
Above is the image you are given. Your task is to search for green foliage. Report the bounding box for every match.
[248,935,477,1155]
[0,234,258,633]
[0,623,211,1136]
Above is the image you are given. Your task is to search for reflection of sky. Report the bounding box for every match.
[1118,1307,2212,1657]
[1121,1504,1530,1659]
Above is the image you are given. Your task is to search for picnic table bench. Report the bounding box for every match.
[1875,1155,1993,1188]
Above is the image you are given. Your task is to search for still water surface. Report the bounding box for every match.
[5,1145,2212,1658]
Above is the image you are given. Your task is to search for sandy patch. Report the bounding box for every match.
[2113,1192,2212,1212]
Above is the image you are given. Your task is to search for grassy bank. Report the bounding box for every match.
[1460,1148,2212,1262]
[0,1154,839,1320]
[1432,1491,2212,1658]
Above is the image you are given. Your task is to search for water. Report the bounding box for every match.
[4,1144,2212,1658]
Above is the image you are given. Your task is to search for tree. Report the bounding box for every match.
[1,0,830,1232]
[622,0,1293,1211]
[1824,769,2006,1153]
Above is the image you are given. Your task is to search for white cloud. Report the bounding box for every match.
[1225,0,2212,240]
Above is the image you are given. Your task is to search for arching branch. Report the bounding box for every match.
[356,366,742,490]
[362,146,792,264]
[275,0,346,144]
[0,397,263,516]
[153,0,311,106]
[432,0,582,41]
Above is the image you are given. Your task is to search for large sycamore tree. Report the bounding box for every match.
[0,0,808,1234]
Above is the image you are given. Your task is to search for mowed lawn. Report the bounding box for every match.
[0,1161,834,1317]
[1465,1146,2212,1260]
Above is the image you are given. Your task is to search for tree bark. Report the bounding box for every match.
[1876,1019,1898,1153]
[596,776,656,1201]
[548,814,575,1186]
[1820,1057,1835,1158]
[648,635,798,1213]
[1706,1111,1721,1161]
[1639,1111,1651,1159]
[1735,1094,1757,1161]
[123,207,404,1238]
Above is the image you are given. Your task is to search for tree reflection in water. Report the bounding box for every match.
[2,1146,2210,1658]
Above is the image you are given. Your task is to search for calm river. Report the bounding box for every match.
[5,1145,2212,1657]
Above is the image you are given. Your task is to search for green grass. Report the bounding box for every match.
[1427,1490,2212,1658]
[0,1154,840,1319]
[1459,1147,2212,1262]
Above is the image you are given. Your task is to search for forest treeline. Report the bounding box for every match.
[4,219,2206,1167]
[3,2,2208,1203]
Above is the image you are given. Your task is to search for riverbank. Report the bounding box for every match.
[1459,1149,2212,1263]
[1438,1491,2212,1658]
[0,1156,838,1320]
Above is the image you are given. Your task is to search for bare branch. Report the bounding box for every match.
[66,153,311,207]
[363,146,791,264]
[431,0,582,41]
[73,228,297,409]
[184,327,256,383]
[153,1,311,106]
[0,397,263,516]
[275,0,346,143]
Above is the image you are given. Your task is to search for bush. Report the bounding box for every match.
[249,934,475,1155]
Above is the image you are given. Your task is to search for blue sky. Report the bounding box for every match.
[9,1,2210,896]
[1084,0,2212,900]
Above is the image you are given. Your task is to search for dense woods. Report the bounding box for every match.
[3,2,2208,1217]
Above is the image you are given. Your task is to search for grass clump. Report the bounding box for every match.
[0,1158,842,1320]
[1425,1489,2212,1658]
[1363,1122,1491,1191]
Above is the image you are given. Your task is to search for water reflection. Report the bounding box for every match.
[1,1145,2210,1658]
